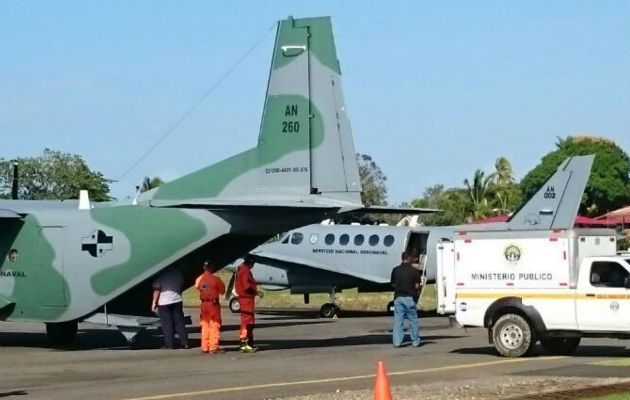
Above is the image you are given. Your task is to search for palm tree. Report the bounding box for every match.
[490,157,515,186]
[464,169,492,221]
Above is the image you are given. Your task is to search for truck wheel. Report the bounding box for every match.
[229,297,241,313]
[540,337,580,355]
[492,313,535,357]
[320,303,337,318]
[46,321,78,345]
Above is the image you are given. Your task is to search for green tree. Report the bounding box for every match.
[0,149,110,201]
[140,176,164,192]
[357,153,388,206]
[490,157,515,186]
[521,136,630,215]
[464,169,492,221]
[411,185,470,226]
[488,157,522,214]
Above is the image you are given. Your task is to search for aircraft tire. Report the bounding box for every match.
[46,321,78,345]
[320,303,337,318]
[387,301,395,315]
[229,297,241,313]
[540,337,580,355]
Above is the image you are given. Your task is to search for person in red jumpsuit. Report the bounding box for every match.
[235,254,263,352]
[194,261,226,353]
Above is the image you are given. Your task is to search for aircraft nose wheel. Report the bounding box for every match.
[229,297,241,313]
[320,303,339,318]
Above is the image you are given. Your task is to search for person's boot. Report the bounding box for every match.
[239,339,257,353]
[248,338,260,352]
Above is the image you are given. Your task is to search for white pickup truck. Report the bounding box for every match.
[436,228,630,357]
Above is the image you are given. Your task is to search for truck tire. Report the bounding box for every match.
[46,321,78,345]
[492,313,536,358]
[540,337,580,355]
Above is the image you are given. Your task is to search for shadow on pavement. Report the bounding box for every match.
[451,344,630,357]
[0,391,28,398]
[0,319,333,351]
[255,308,442,319]
[246,334,464,351]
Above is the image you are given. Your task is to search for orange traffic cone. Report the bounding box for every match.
[373,361,392,400]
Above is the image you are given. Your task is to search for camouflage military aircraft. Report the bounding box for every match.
[0,16,365,344]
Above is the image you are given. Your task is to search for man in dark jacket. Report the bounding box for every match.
[390,252,421,347]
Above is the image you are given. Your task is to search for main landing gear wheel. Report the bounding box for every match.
[491,313,535,358]
[46,321,78,345]
[229,297,241,313]
[320,303,339,318]
[387,301,395,315]
[540,337,581,355]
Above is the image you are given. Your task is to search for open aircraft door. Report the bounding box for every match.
[436,240,456,315]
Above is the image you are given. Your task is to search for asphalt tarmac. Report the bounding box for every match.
[0,308,628,400]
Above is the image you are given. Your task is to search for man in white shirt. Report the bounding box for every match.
[152,268,189,349]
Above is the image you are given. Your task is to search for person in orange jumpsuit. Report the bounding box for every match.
[235,255,263,352]
[194,260,226,354]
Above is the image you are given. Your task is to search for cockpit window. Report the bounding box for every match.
[339,234,349,246]
[354,234,364,246]
[325,233,335,245]
[281,234,290,244]
[384,235,395,247]
[291,232,304,245]
[369,234,379,246]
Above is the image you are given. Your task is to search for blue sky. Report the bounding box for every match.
[1,1,628,203]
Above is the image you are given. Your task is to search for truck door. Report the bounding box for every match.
[576,260,630,331]
[436,241,456,315]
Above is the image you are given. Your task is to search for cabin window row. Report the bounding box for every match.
[282,232,396,247]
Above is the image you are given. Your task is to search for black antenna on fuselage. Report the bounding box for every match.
[11,161,18,200]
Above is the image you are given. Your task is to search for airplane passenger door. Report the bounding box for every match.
[37,227,67,307]
[436,241,456,315]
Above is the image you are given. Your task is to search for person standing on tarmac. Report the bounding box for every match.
[390,251,422,348]
[235,255,264,352]
[194,261,226,354]
[152,267,189,349]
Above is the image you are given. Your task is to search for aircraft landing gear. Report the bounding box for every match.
[46,321,78,345]
[229,297,241,313]
[320,303,340,318]
[320,289,340,318]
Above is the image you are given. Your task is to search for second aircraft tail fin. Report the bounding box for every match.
[507,155,594,230]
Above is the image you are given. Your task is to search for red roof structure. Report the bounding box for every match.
[475,214,626,227]
[596,206,630,224]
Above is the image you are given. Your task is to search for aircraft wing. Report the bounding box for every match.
[149,197,363,211]
[0,209,22,219]
[343,206,440,215]
[251,250,391,284]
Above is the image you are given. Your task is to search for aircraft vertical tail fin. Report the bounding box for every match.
[506,155,594,230]
[144,16,362,208]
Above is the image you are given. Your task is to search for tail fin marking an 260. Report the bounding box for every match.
[144,17,361,208]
